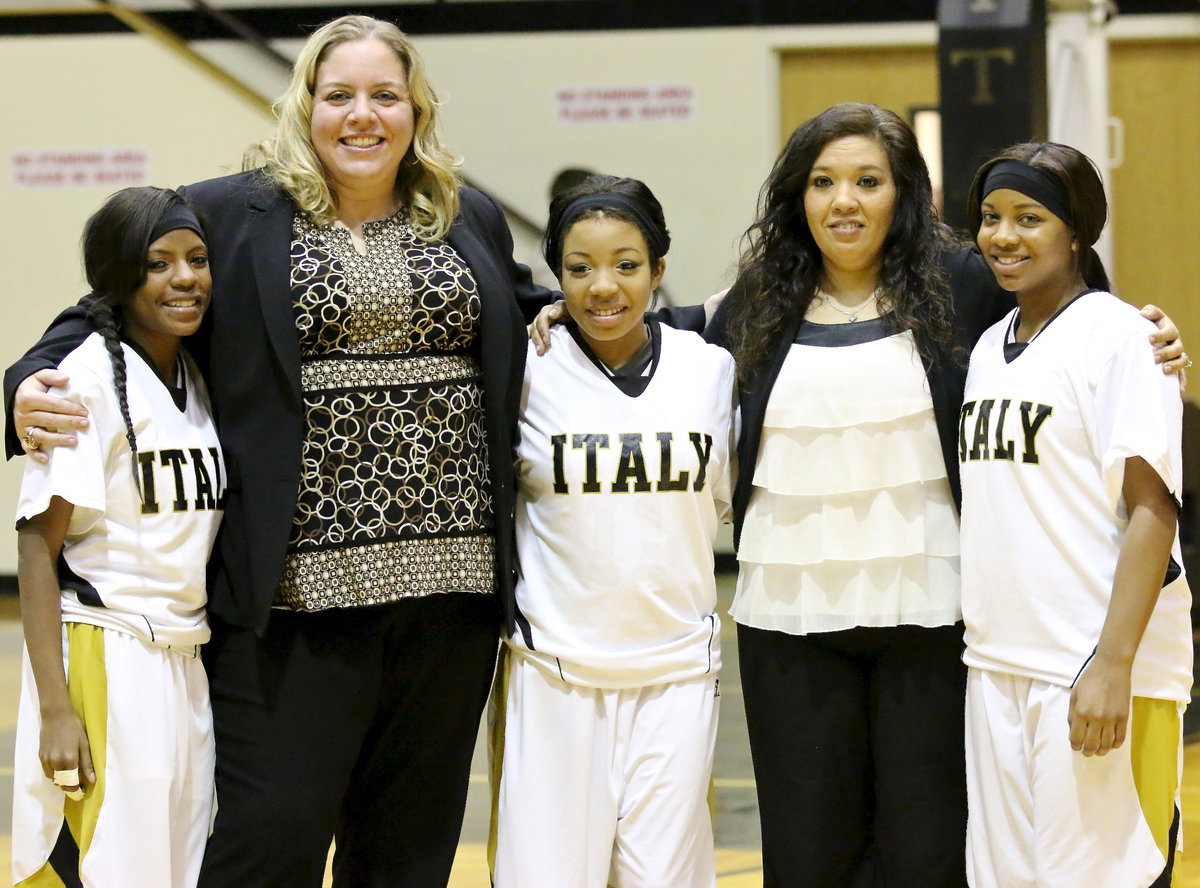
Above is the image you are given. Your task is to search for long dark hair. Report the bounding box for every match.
[542,174,671,273]
[723,103,954,380]
[967,141,1111,291]
[80,186,204,501]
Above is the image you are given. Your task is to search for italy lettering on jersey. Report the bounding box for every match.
[549,430,714,495]
[135,446,224,515]
[958,398,1052,465]
[959,293,1191,702]
[16,334,225,647]
[510,323,737,689]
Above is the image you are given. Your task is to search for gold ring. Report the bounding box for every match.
[1184,353,1193,370]
[23,428,39,451]
[52,768,79,787]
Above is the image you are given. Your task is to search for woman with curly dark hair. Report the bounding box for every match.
[721,104,958,380]
[706,103,1185,887]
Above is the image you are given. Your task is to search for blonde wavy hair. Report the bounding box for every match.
[246,14,462,239]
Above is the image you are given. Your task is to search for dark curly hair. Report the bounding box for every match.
[967,141,1110,292]
[80,186,206,501]
[722,103,955,380]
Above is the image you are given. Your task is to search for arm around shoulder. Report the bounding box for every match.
[703,278,747,348]
[5,303,96,460]
[460,187,556,324]
[652,303,706,334]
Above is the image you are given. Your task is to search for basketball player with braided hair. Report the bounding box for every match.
[13,186,225,887]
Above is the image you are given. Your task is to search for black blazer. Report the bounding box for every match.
[4,171,551,635]
[704,246,1014,548]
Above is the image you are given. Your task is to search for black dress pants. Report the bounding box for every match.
[197,593,500,888]
[738,622,969,888]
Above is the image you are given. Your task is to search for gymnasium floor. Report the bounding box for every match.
[0,582,1198,887]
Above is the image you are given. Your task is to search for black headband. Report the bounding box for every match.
[150,204,206,245]
[555,193,669,262]
[981,160,1074,228]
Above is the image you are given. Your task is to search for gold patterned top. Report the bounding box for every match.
[275,209,495,611]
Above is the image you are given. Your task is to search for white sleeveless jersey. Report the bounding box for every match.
[959,292,1191,702]
[510,323,737,688]
[16,333,225,647]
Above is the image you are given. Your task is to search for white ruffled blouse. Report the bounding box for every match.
[730,321,962,634]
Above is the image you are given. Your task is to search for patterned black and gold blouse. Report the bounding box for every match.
[274,210,495,611]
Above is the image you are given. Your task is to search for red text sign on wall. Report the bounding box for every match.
[556,85,696,124]
[12,149,149,189]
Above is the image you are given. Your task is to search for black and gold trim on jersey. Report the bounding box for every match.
[566,320,660,398]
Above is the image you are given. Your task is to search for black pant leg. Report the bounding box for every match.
[869,624,969,888]
[332,593,500,888]
[738,623,873,888]
[197,608,387,888]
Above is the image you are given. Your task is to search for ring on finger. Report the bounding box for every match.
[1184,352,1193,369]
[52,768,80,787]
[23,427,40,452]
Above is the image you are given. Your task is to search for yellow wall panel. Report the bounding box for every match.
[1110,40,1200,351]
[777,47,938,146]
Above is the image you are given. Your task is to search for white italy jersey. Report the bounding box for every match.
[16,333,225,647]
[960,292,1191,702]
[510,322,737,688]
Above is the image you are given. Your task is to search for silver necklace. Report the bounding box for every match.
[819,287,880,323]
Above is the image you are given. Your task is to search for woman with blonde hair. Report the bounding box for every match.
[7,14,551,887]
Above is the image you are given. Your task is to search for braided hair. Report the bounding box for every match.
[79,186,205,502]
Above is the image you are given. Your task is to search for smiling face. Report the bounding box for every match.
[977,187,1079,303]
[122,228,211,376]
[559,214,665,368]
[803,135,897,282]
[309,36,415,203]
